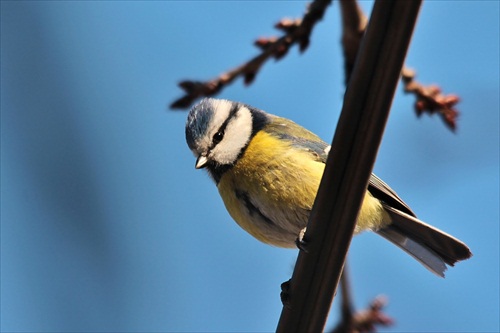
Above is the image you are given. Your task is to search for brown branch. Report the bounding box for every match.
[331,295,393,333]
[402,68,460,131]
[330,267,393,333]
[339,0,460,132]
[170,0,332,109]
[339,0,368,84]
[277,1,422,331]
[339,266,355,327]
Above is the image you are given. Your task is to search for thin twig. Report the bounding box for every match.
[330,267,393,333]
[339,0,368,84]
[402,68,460,131]
[331,295,393,333]
[339,0,460,132]
[170,0,332,109]
[340,267,355,328]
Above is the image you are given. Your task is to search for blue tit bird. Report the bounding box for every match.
[185,98,471,277]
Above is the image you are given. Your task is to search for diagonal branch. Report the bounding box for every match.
[276,1,422,331]
[170,0,332,109]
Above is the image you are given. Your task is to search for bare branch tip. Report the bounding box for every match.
[401,68,461,132]
[171,0,333,110]
[170,95,196,110]
[275,18,300,33]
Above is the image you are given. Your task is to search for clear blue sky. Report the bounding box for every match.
[1,1,498,332]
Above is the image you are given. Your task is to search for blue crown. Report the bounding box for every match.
[185,98,216,150]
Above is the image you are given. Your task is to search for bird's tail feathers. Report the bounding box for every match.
[376,204,472,277]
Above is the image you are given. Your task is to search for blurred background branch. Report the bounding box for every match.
[330,267,393,333]
[402,67,460,131]
[170,0,332,109]
[171,0,460,132]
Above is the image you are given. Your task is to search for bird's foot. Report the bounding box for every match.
[295,227,308,253]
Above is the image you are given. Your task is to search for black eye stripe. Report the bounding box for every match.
[211,103,240,147]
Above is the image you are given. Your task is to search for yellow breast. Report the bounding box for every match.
[217,130,390,247]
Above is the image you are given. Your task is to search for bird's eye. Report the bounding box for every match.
[213,131,224,145]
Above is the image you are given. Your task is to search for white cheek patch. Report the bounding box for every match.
[211,106,252,165]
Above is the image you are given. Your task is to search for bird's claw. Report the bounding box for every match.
[295,228,308,253]
[280,279,292,308]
